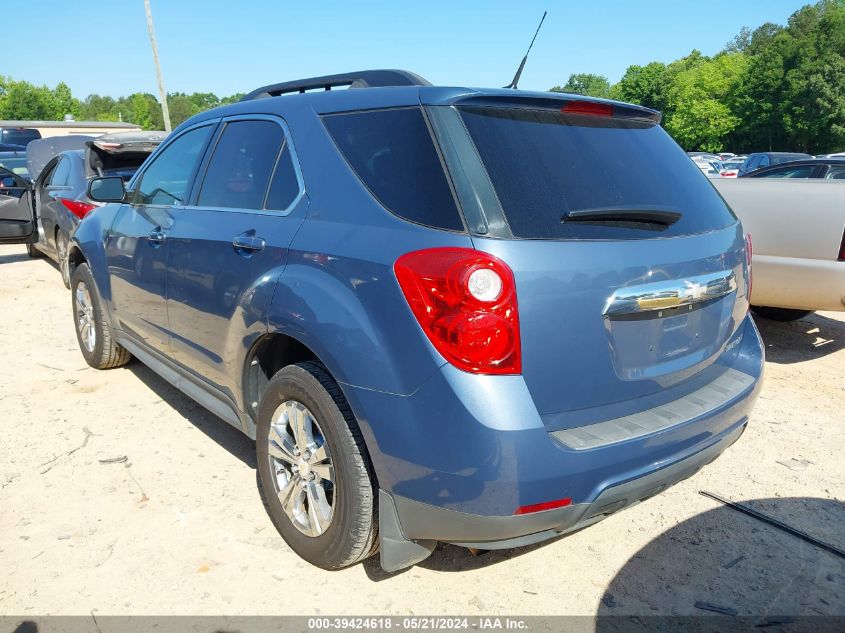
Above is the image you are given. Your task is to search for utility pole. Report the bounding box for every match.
[144,0,171,131]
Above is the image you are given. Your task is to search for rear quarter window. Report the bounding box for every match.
[322,107,464,232]
[458,106,736,240]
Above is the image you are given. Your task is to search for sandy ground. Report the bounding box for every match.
[0,243,843,618]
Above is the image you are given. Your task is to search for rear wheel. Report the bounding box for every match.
[752,306,813,322]
[71,263,132,369]
[56,230,70,289]
[256,361,378,569]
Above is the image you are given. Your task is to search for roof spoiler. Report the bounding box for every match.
[241,69,431,101]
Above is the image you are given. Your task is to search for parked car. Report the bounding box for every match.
[61,70,761,573]
[714,178,845,320]
[0,126,41,147]
[717,152,737,161]
[718,159,746,178]
[687,151,721,162]
[738,152,812,176]
[24,131,167,286]
[691,156,722,178]
[743,157,845,180]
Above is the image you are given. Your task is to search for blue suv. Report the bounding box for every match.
[66,70,763,572]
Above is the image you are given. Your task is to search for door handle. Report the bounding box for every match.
[148,228,167,247]
[232,233,265,256]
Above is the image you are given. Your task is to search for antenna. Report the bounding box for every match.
[504,11,548,90]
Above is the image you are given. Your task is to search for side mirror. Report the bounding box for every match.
[88,176,126,203]
[0,176,16,188]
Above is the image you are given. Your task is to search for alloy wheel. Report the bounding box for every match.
[267,400,335,537]
[75,281,96,353]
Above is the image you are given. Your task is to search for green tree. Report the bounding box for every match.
[663,53,749,152]
[551,73,612,98]
[610,62,669,112]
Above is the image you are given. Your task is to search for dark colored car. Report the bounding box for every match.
[60,70,761,572]
[738,152,812,176]
[23,132,167,286]
[0,126,41,147]
[743,157,845,180]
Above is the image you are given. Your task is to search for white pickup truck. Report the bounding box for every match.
[713,178,845,320]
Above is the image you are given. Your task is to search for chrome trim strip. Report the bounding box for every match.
[603,269,737,317]
[550,368,755,450]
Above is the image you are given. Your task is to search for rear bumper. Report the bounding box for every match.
[388,419,746,550]
[752,254,845,311]
[343,315,764,569]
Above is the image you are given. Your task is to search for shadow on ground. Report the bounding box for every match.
[596,496,845,625]
[0,251,34,265]
[754,312,845,363]
[126,361,255,468]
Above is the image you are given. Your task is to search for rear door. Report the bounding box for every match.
[165,116,306,394]
[0,167,36,244]
[431,100,750,427]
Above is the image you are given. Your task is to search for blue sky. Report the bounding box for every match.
[9,1,809,98]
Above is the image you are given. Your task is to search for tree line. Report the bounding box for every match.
[2,0,842,153]
[552,0,845,153]
[0,78,244,131]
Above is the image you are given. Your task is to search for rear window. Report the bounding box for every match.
[458,106,736,239]
[1,128,41,146]
[322,108,463,231]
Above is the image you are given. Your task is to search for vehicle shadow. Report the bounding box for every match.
[753,312,845,363]
[0,251,33,265]
[596,496,845,625]
[126,361,256,468]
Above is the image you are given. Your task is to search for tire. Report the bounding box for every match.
[26,242,42,258]
[256,361,378,569]
[56,230,70,289]
[751,306,814,322]
[70,263,132,369]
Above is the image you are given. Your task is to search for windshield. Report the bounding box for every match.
[458,106,736,239]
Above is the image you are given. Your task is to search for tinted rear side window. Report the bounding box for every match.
[323,108,463,231]
[1,129,40,146]
[198,120,284,210]
[459,106,736,239]
[265,144,300,211]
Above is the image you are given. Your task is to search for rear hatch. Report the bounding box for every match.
[85,131,168,181]
[435,96,750,427]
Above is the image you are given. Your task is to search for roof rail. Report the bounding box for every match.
[240,70,431,101]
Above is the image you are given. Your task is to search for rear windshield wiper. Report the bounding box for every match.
[561,206,682,228]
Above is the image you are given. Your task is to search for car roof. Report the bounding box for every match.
[183,70,661,128]
[756,158,845,167]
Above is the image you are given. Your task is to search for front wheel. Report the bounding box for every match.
[752,306,814,322]
[71,263,132,369]
[256,361,378,569]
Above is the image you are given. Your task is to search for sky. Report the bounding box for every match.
[8,0,811,99]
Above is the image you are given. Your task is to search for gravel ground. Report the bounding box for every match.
[0,243,843,618]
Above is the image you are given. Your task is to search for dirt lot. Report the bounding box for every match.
[0,243,843,618]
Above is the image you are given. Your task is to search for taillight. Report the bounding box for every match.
[838,228,845,262]
[514,497,572,515]
[394,247,521,375]
[562,101,613,117]
[59,198,96,220]
[745,233,753,300]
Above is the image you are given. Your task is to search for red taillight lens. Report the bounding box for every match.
[394,247,521,375]
[514,497,572,515]
[562,101,613,117]
[745,233,753,300]
[59,198,97,220]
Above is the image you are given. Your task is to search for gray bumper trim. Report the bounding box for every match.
[391,422,746,550]
[550,368,754,450]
